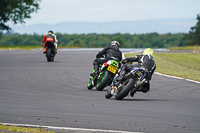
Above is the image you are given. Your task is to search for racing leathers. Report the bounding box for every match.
[42,33,58,53]
[90,45,122,76]
[120,54,156,93]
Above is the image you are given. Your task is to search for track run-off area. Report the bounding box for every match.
[0,49,200,133]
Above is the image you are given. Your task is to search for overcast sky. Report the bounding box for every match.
[20,0,200,25]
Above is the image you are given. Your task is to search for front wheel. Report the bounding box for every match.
[96,71,112,91]
[105,89,112,99]
[115,78,136,100]
[87,81,93,90]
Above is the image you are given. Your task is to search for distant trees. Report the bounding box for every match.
[0,34,41,46]
[0,0,41,31]
[0,32,186,48]
[184,14,200,46]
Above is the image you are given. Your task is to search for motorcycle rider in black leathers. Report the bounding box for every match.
[90,41,122,76]
[119,48,156,95]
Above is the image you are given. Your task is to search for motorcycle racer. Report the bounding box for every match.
[118,48,156,94]
[90,41,122,76]
[42,30,58,53]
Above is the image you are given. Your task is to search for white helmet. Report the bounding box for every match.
[110,41,120,47]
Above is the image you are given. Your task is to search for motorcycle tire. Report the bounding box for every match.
[115,78,135,100]
[46,48,53,62]
[87,82,93,90]
[105,90,112,99]
[96,71,112,91]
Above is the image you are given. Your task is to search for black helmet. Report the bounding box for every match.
[110,41,120,47]
[48,30,54,34]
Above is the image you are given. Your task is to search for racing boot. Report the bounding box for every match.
[137,83,150,93]
[130,90,136,97]
[43,48,46,54]
[90,65,99,76]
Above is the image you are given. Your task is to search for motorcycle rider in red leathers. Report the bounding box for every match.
[42,30,58,53]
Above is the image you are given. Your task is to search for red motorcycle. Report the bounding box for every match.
[45,40,56,62]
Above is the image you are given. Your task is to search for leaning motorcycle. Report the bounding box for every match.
[87,60,120,91]
[45,41,56,62]
[105,65,147,100]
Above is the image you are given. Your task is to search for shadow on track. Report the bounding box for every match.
[107,98,170,102]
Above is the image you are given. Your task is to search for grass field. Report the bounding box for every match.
[168,45,200,52]
[0,45,82,50]
[0,45,42,50]
[0,124,54,133]
[125,52,200,82]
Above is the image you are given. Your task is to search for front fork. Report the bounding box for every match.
[90,71,103,87]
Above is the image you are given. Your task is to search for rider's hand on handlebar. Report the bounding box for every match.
[121,59,127,64]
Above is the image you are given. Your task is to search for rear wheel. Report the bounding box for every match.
[115,78,135,100]
[46,48,52,62]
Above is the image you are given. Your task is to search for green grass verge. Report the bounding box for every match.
[0,124,54,133]
[0,46,42,50]
[168,45,200,52]
[0,45,84,50]
[0,45,199,51]
[125,53,200,82]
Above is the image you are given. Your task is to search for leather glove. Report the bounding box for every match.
[121,59,127,64]
[96,52,100,58]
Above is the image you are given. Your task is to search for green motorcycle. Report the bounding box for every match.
[87,60,120,91]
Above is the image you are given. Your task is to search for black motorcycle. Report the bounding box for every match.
[105,65,148,100]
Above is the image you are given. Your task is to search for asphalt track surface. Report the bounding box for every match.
[0,50,200,133]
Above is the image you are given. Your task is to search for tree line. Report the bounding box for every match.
[0,32,187,48]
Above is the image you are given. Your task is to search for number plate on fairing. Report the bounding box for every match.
[136,71,143,76]
[107,65,117,74]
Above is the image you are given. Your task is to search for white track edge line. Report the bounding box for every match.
[0,123,143,133]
